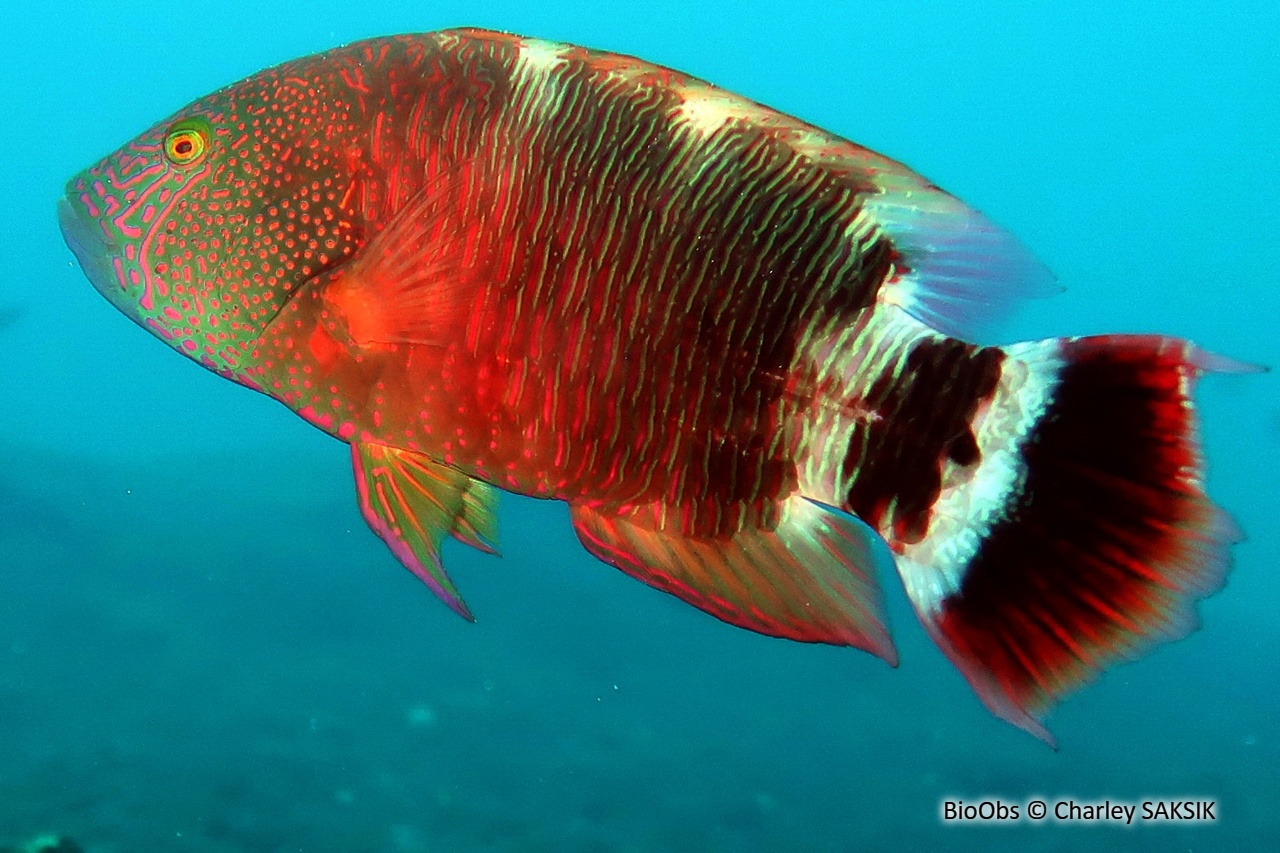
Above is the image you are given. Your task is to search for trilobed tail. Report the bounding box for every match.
[896,335,1244,745]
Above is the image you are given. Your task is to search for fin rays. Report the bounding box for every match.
[352,442,500,619]
[896,336,1240,745]
[571,495,897,663]
[324,167,482,347]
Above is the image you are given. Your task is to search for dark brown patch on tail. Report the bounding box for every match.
[843,338,1004,543]
[930,335,1237,744]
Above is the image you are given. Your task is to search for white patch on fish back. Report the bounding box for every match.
[897,340,1063,614]
[674,84,764,139]
[791,306,942,504]
[673,82,838,163]
[511,39,571,125]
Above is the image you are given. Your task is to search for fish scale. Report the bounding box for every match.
[60,27,1248,745]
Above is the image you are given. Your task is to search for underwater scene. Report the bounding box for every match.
[4,1,1278,850]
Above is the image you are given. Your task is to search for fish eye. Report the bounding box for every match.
[162,119,210,166]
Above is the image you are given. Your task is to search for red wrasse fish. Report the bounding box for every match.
[58,28,1246,745]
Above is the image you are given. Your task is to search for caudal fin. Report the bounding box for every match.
[896,335,1246,745]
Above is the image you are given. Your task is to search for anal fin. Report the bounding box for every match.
[570,496,897,662]
[352,442,500,620]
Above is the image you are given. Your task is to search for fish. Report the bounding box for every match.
[58,28,1247,745]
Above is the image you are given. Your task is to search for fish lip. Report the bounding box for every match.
[58,194,119,299]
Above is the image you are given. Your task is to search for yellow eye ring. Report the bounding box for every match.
[163,119,210,166]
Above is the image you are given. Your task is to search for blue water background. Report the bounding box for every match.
[3,1,1277,850]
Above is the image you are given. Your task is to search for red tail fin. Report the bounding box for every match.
[897,335,1245,745]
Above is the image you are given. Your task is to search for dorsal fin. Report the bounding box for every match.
[861,165,1059,341]
[667,76,1059,339]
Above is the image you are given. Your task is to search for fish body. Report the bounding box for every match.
[59,29,1243,744]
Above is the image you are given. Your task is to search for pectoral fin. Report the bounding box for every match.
[322,176,479,348]
[352,442,500,620]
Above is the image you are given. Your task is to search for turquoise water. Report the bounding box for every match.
[4,1,1278,850]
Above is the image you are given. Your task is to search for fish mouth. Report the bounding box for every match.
[58,194,119,299]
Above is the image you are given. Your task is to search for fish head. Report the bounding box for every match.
[58,59,369,382]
